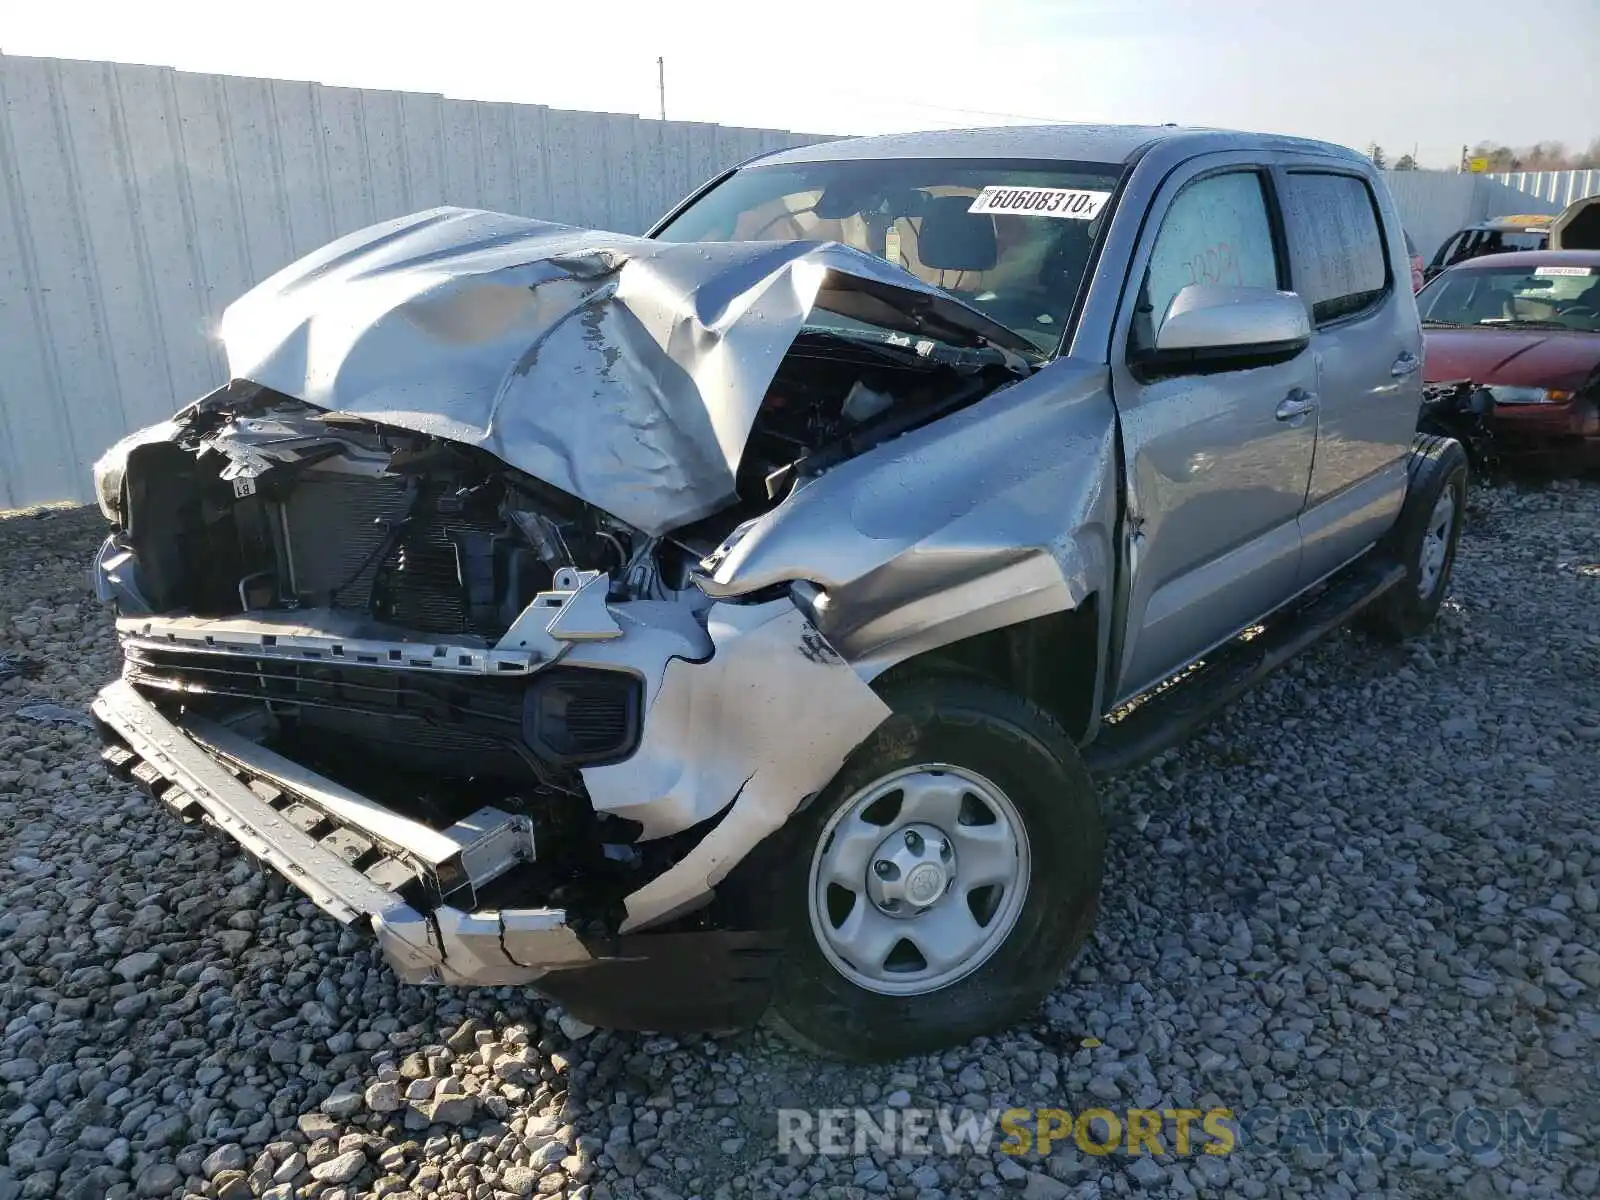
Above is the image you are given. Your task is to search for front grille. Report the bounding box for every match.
[124,648,642,770]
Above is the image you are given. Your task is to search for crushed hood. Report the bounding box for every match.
[218,206,1032,535]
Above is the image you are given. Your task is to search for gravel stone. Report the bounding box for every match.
[1349,985,1391,1014]
[558,1014,596,1040]
[365,1079,404,1113]
[3,485,1599,1198]
[1127,1155,1167,1188]
[135,1162,181,1196]
[271,1152,307,1184]
[201,1144,246,1178]
[501,1164,541,1196]
[320,1088,364,1119]
[309,1148,367,1183]
[111,950,161,981]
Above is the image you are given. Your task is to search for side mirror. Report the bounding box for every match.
[1144,284,1310,373]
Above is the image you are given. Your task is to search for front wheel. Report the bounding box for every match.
[1362,435,1469,641]
[765,677,1104,1061]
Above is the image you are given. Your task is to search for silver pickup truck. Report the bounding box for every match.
[89,124,1466,1061]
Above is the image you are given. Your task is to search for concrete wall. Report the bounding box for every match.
[0,54,823,508]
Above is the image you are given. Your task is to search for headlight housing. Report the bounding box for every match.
[91,444,129,523]
[1483,386,1572,405]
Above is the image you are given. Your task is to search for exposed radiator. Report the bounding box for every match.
[283,474,411,609]
[280,473,506,636]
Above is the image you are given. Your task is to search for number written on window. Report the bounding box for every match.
[1140,172,1280,347]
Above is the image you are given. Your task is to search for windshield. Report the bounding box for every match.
[654,157,1123,354]
[1420,263,1600,331]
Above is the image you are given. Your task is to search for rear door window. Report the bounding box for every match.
[1279,172,1391,324]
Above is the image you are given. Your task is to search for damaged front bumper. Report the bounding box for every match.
[92,588,888,1027]
[94,677,787,1028]
[92,678,590,986]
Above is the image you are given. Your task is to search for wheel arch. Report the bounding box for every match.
[868,595,1108,746]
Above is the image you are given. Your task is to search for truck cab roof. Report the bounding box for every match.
[757,123,1371,169]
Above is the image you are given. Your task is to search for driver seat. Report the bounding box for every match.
[1462,282,1512,323]
[894,196,999,291]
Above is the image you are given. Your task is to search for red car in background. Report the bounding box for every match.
[1418,249,1600,469]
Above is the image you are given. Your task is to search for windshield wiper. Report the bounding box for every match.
[1422,320,1468,328]
[884,330,1036,374]
[1489,318,1573,330]
[796,325,941,368]
[800,324,1033,375]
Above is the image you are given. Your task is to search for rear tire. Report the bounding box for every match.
[765,676,1103,1061]
[1362,435,1468,641]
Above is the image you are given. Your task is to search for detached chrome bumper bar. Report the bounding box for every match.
[91,679,591,985]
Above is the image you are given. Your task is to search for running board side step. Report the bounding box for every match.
[1085,557,1406,776]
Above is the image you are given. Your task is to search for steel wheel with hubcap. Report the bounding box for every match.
[808,764,1031,996]
[1417,489,1457,599]
[764,676,1104,1062]
[1363,434,1469,641]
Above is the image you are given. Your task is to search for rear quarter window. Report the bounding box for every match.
[1279,172,1391,325]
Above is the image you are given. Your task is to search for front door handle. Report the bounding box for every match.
[1391,351,1421,377]
[1276,390,1318,421]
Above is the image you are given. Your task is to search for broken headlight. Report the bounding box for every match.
[1483,386,1572,405]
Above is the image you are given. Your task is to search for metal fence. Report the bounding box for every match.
[1380,171,1566,267]
[1380,168,1600,266]
[0,53,822,509]
[1487,168,1600,209]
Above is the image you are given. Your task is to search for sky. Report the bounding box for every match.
[3,0,1597,170]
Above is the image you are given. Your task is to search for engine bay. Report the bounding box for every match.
[101,330,1014,639]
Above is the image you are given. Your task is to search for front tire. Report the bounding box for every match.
[1362,435,1468,641]
[765,677,1103,1061]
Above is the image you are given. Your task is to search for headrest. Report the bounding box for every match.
[916,197,998,272]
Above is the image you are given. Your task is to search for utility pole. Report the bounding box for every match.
[657,57,666,122]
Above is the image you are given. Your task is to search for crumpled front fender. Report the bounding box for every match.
[700,358,1119,677]
[577,598,891,931]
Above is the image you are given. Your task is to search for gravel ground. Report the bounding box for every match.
[1,481,1597,1200]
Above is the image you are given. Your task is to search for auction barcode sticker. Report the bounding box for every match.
[1533,265,1594,276]
[968,186,1111,220]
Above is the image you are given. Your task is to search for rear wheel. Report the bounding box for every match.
[1362,436,1468,641]
[765,676,1103,1061]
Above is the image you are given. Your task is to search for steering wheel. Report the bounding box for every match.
[1562,305,1598,320]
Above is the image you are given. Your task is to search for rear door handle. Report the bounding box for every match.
[1391,351,1421,377]
[1276,390,1317,421]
